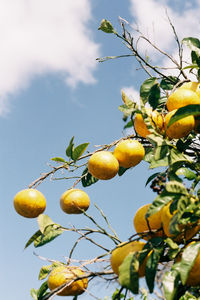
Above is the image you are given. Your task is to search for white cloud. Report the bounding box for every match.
[0,0,100,115]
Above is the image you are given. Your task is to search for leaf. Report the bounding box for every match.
[145,249,162,293]
[140,77,157,104]
[182,37,200,51]
[118,166,129,176]
[145,172,161,186]
[145,192,172,218]
[98,19,116,34]
[119,253,139,294]
[176,167,196,180]
[39,265,52,280]
[37,281,49,299]
[37,214,55,234]
[162,269,179,300]
[170,148,192,166]
[81,167,99,187]
[118,102,137,117]
[124,120,133,129]
[30,289,38,300]
[179,242,200,285]
[24,230,42,249]
[165,238,180,260]
[34,225,64,248]
[51,157,66,163]
[121,89,135,106]
[111,289,125,300]
[72,143,89,162]
[179,292,197,300]
[160,77,179,90]
[149,155,169,169]
[167,104,200,128]
[66,136,74,159]
[148,83,160,110]
[154,143,169,161]
[165,181,188,195]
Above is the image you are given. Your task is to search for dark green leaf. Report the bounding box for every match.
[165,181,188,195]
[191,51,200,68]
[72,143,89,162]
[34,225,64,248]
[148,83,160,110]
[145,249,162,293]
[165,238,180,260]
[169,212,181,235]
[145,172,161,186]
[167,104,200,128]
[51,157,66,163]
[111,289,125,300]
[160,77,179,90]
[98,19,116,34]
[124,120,133,129]
[162,269,179,300]
[66,136,74,159]
[30,289,38,300]
[145,192,172,218]
[140,77,157,104]
[39,265,52,280]
[182,37,200,51]
[176,167,196,180]
[118,166,129,176]
[119,253,139,294]
[179,242,200,284]
[24,230,42,249]
[81,167,99,187]
[154,143,169,161]
[37,281,49,299]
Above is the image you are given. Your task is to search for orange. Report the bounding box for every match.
[60,189,90,214]
[166,88,200,111]
[48,265,88,296]
[88,151,119,180]
[13,189,46,218]
[110,241,147,277]
[113,139,145,168]
[134,108,164,138]
[161,202,199,243]
[179,81,200,97]
[164,109,195,139]
[133,204,163,240]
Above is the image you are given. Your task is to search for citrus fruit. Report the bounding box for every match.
[13,188,46,218]
[179,81,200,97]
[166,88,200,111]
[134,108,164,138]
[48,265,88,296]
[164,109,195,139]
[161,202,199,243]
[133,204,163,240]
[60,189,90,214]
[110,241,147,277]
[88,151,119,180]
[113,139,145,168]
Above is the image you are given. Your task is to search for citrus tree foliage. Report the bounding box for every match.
[19,18,200,300]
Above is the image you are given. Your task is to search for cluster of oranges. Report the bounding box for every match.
[134,81,200,139]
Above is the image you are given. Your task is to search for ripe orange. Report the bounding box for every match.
[48,265,88,296]
[13,189,46,218]
[113,139,145,168]
[179,81,200,97]
[133,204,163,240]
[110,241,147,277]
[161,202,199,243]
[134,108,164,138]
[88,151,119,180]
[164,109,195,139]
[60,189,90,214]
[166,88,200,111]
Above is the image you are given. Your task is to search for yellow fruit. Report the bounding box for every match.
[166,88,200,111]
[182,242,200,286]
[88,151,119,180]
[110,241,147,276]
[164,109,195,139]
[60,189,90,214]
[133,204,163,240]
[179,81,200,97]
[113,139,145,168]
[161,202,199,243]
[13,189,46,218]
[134,109,164,138]
[48,265,88,296]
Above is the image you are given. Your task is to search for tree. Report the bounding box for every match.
[14,17,200,300]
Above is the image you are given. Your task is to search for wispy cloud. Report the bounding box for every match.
[0,0,100,115]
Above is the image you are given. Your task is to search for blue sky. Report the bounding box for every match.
[1,0,200,299]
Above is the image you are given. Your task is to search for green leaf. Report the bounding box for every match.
[145,172,161,186]
[160,77,179,90]
[72,143,89,162]
[24,230,42,249]
[145,249,162,293]
[179,242,200,285]
[165,238,180,260]
[191,51,200,68]
[111,289,125,300]
[167,104,200,128]
[81,167,99,187]
[124,120,133,129]
[118,102,137,117]
[182,37,200,51]
[170,148,192,166]
[119,253,139,294]
[66,136,74,159]
[30,289,38,300]
[37,281,49,299]
[148,83,160,110]
[39,265,52,280]
[149,155,169,169]
[140,77,157,104]
[154,143,169,161]
[118,166,129,176]
[37,214,55,234]
[162,269,179,300]
[176,167,196,180]
[98,19,116,34]
[179,292,197,300]
[165,181,188,195]
[51,157,66,163]
[145,192,172,218]
[34,225,64,248]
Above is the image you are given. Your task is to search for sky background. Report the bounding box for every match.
[1,0,200,299]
